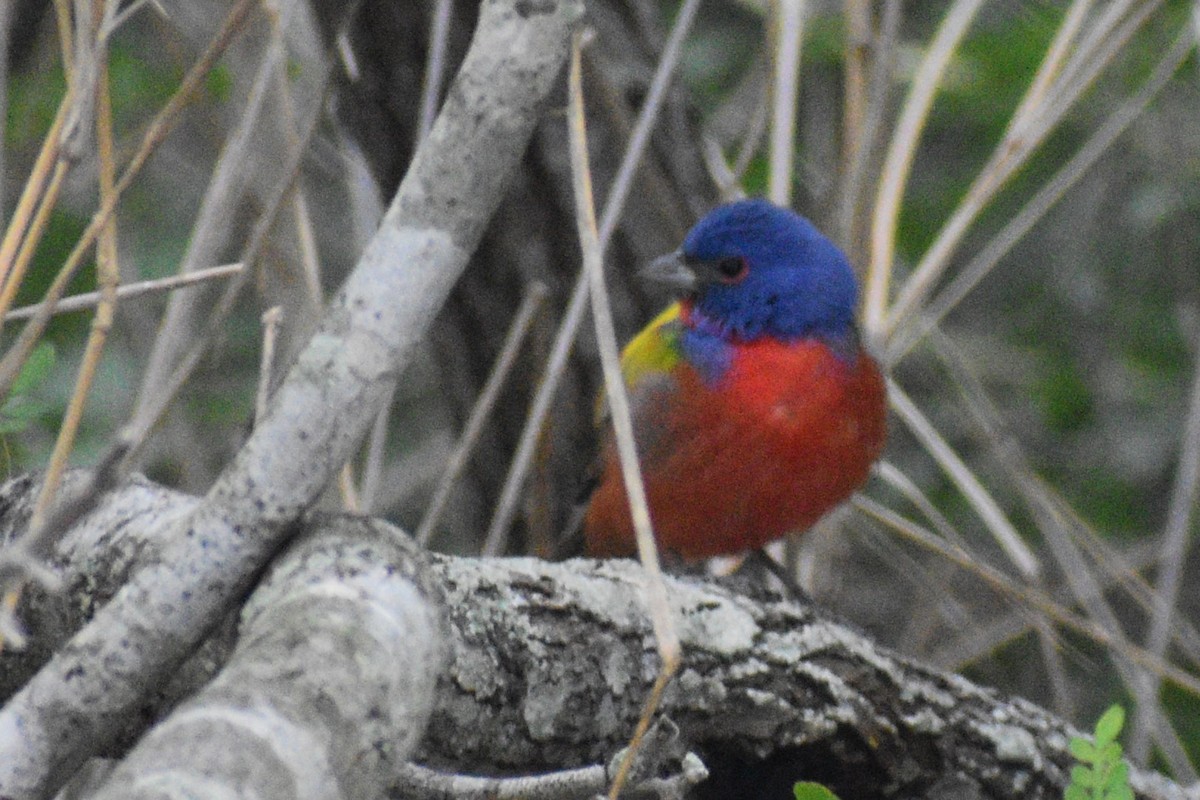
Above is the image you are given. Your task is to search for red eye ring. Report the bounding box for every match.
[717,257,748,283]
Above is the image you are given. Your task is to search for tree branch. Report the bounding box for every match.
[2,475,1195,800]
[0,1,581,796]
[89,516,443,800]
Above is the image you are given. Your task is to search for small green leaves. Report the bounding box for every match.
[0,343,55,434]
[794,781,842,800]
[1093,706,1125,746]
[1065,704,1134,800]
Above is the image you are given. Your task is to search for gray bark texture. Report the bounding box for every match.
[0,1,582,796]
[1,474,1195,800]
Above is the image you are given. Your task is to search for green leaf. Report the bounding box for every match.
[793,781,841,800]
[1069,737,1097,763]
[1098,741,1122,764]
[1094,705,1125,746]
[1104,783,1134,800]
[1070,764,1096,789]
[10,343,55,396]
[0,344,55,434]
[0,396,40,421]
[1103,762,1131,796]
[206,64,233,103]
[0,416,31,434]
[1064,785,1087,800]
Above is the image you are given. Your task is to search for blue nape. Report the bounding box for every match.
[681,200,859,343]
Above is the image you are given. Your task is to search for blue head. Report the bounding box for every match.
[644,199,859,343]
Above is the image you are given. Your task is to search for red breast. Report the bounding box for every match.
[584,339,887,560]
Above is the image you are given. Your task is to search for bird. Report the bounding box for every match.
[582,199,887,561]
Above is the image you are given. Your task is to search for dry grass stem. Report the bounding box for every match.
[566,34,681,799]
[854,495,1200,699]
[3,263,244,322]
[864,0,984,335]
[886,28,1192,364]
[888,379,1040,579]
[767,0,804,207]
[883,2,1164,337]
[0,0,259,407]
[256,307,284,425]
[0,98,69,299]
[418,283,547,547]
[485,0,700,553]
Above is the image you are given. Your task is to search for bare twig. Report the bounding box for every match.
[417,283,547,546]
[767,0,804,206]
[863,0,984,335]
[564,35,682,800]
[0,0,260,409]
[888,379,1040,579]
[256,307,285,425]
[485,0,701,553]
[2,263,245,322]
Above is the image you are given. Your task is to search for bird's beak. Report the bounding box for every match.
[639,250,697,293]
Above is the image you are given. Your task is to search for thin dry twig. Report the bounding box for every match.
[132,0,297,422]
[863,0,984,335]
[836,0,900,263]
[767,0,804,207]
[363,0,451,511]
[417,283,547,547]
[853,495,1200,699]
[28,0,120,536]
[0,7,319,643]
[484,0,702,553]
[888,379,1040,579]
[0,0,260,408]
[0,98,70,304]
[565,34,681,800]
[122,54,334,463]
[885,26,1193,364]
[3,263,245,322]
[924,328,1199,778]
[881,1,1162,338]
[0,2,122,647]
[419,0,454,140]
[256,307,284,425]
[1129,314,1200,761]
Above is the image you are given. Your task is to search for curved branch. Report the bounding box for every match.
[0,1,581,796]
[2,475,1193,800]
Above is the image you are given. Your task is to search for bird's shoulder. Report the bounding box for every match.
[619,302,686,392]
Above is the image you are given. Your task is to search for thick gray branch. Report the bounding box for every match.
[0,1,580,797]
[2,476,1195,800]
[87,516,443,800]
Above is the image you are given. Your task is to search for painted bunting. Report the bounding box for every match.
[583,199,887,560]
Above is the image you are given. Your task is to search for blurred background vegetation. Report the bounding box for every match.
[2,0,1199,785]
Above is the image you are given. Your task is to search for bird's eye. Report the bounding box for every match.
[716,257,748,283]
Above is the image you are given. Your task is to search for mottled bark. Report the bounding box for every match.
[1,475,1194,800]
[0,1,581,796]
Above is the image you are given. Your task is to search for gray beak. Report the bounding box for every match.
[639,250,697,292]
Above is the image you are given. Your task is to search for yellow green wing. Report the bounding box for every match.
[619,302,683,391]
